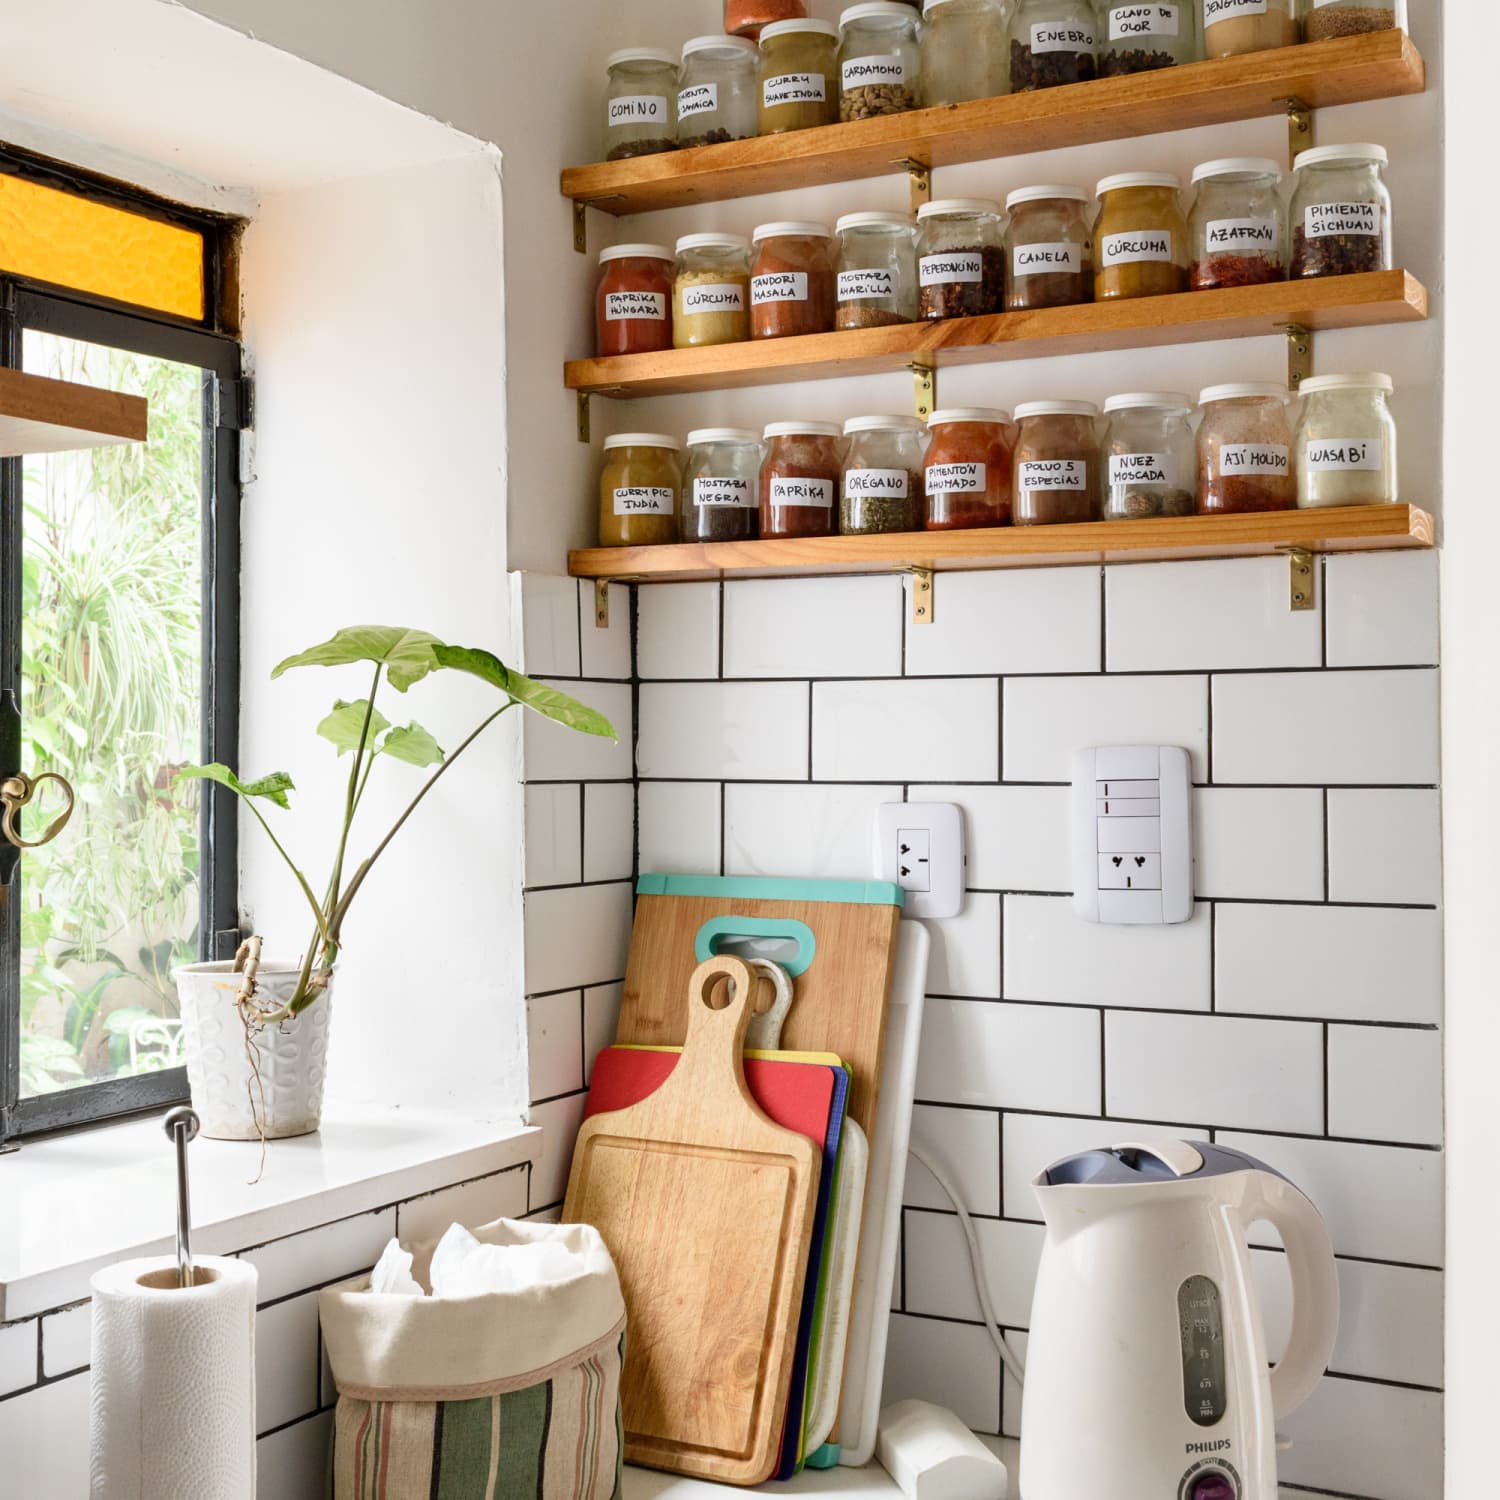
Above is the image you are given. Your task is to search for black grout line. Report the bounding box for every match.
[630,774,1443,791]
[923,992,1439,1032]
[523,876,637,895]
[1208,901,1217,1013]
[1324,1020,1333,1137]
[1323,785,1332,901]
[1098,1010,1107,1115]
[258,1406,334,1443]
[633,662,1440,685]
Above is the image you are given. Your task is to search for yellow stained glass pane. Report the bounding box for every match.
[0,174,204,321]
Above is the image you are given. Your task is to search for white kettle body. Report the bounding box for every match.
[1019,1139,1339,1500]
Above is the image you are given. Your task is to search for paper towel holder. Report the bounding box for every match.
[162,1106,200,1288]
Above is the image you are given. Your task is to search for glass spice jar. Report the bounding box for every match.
[1008,0,1098,90]
[682,427,764,542]
[835,211,920,329]
[1095,172,1190,300]
[1302,0,1401,43]
[1201,0,1298,58]
[1098,2,1198,75]
[1100,392,1197,520]
[1289,143,1392,280]
[761,421,843,537]
[924,408,1014,529]
[678,35,761,148]
[595,244,675,358]
[1295,372,1398,509]
[727,0,809,40]
[751,222,837,339]
[917,199,1006,320]
[1004,185,1093,310]
[759,17,841,133]
[599,433,681,548]
[839,2,922,120]
[841,414,927,534]
[1013,401,1099,524]
[1188,158,1286,290]
[605,49,679,162]
[673,233,752,348]
[1197,383,1294,514]
[920,0,1009,107]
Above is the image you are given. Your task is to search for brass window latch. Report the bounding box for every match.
[1,770,76,849]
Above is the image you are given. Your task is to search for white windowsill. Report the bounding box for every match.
[0,1106,541,1321]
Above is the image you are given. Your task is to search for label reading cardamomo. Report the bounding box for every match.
[608,94,669,127]
[1031,21,1095,51]
[1019,459,1088,491]
[770,475,834,508]
[1109,452,1176,488]
[845,468,910,498]
[1014,241,1081,276]
[1203,0,1266,22]
[1220,443,1289,474]
[677,83,719,120]
[927,462,987,494]
[764,71,827,107]
[920,252,983,286]
[694,475,755,508]
[838,268,897,301]
[1205,217,1279,250]
[613,486,673,515]
[1304,202,1380,238]
[1109,4,1180,39]
[752,271,809,304]
[604,291,667,322]
[842,54,910,87]
[1306,437,1383,471]
[681,282,746,315]
[1100,230,1174,267]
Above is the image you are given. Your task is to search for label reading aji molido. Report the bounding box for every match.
[1014,241,1081,276]
[771,475,834,508]
[1306,437,1383,472]
[752,271,809,305]
[1109,4,1179,40]
[613,486,673,516]
[677,83,718,121]
[1220,442,1289,475]
[604,291,667,322]
[845,467,910,498]
[842,54,910,88]
[1032,22,1094,52]
[1019,459,1087,491]
[681,282,746,315]
[608,94,668,126]
[694,475,756,509]
[838,268,897,301]
[919,252,983,286]
[765,71,827,107]
[1203,0,1266,22]
[927,462,987,495]
[1305,202,1380,239]
[1100,230,1174,267]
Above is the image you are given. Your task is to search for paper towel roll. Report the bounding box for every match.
[89,1254,257,1500]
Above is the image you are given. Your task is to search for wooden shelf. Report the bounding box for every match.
[567,271,1427,398]
[562,33,1424,216]
[0,368,148,457]
[569,506,1433,583]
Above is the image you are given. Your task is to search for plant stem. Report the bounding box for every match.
[326,665,382,912]
[242,798,330,944]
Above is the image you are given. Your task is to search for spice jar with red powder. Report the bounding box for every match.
[923,408,1014,529]
[595,244,675,357]
[750,222,837,339]
[1188,159,1287,291]
[761,421,842,538]
[1197,383,1295,514]
[727,0,809,40]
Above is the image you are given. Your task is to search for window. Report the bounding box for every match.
[0,152,243,1143]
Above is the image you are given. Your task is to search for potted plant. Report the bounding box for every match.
[173,625,612,1142]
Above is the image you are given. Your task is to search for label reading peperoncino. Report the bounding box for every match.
[919,252,983,286]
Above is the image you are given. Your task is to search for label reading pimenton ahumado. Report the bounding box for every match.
[604,291,667,322]
[613,486,673,516]
[770,475,834,508]
[1203,0,1267,22]
[677,83,718,120]
[919,252,983,286]
[838,268,897,301]
[680,282,746,315]
[845,468,910,498]
[1031,21,1094,51]
[609,94,669,127]
[842,55,910,88]
[752,272,809,304]
[1099,230,1174,267]
[1220,443,1289,474]
[1109,4,1180,39]
[1018,459,1088,491]
[1304,202,1380,239]
[1109,452,1176,489]
[694,476,756,508]
[764,71,827,107]
[927,462,986,495]
[1306,437,1383,471]
[1013,241,1082,276]
[1205,218,1279,250]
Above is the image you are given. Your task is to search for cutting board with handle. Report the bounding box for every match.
[564,954,822,1486]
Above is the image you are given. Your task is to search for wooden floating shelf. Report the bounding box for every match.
[570,506,1434,583]
[567,271,1427,398]
[562,32,1424,215]
[0,368,148,457]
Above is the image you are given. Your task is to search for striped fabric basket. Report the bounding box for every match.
[321,1219,626,1500]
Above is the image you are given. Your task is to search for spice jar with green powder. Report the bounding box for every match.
[673,233,752,348]
[841,414,927,534]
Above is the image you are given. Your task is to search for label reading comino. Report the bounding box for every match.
[681,282,746,314]
[770,475,834,508]
[604,290,667,322]
[1019,459,1088,490]
[845,467,910,497]
[1306,437,1383,471]
[752,271,809,304]
[842,54,909,87]
[927,462,987,495]
[1031,21,1094,51]
[608,94,668,126]
[1109,452,1175,489]
[613,486,673,516]
[1205,217,1278,251]
[1100,230,1174,267]
[1014,241,1081,276]
[764,71,827,107]
[1108,4,1179,39]
[920,252,983,286]
[1305,202,1380,238]
[1220,442,1289,474]
[677,83,718,121]
[838,267,897,301]
[1203,0,1266,22]
[694,475,755,508]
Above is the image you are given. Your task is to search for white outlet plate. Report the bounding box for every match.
[873,803,965,919]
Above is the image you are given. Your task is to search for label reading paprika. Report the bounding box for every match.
[771,475,834,508]
[841,54,910,87]
[1100,230,1174,267]
[677,83,718,120]
[1203,0,1266,22]
[1205,218,1278,250]
[1032,22,1095,51]
[1220,443,1289,474]
[845,468,910,497]
[927,462,987,494]
[1109,452,1176,488]
[1019,459,1088,490]
[681,282,747,314]
[764,72,827,107]
[608,94,669,126]
[613,486,673,515]
[694,476,756,508]
[838,268,897,300]
[1109,4,1179,39]
[752,271,809,304]
[1014,241,1082,276]
[1306,437,1382,471]
[604,290,668,322]
[919,252,983,286]
[1304,202,1380,238]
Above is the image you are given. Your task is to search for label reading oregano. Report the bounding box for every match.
[845,468,910,498]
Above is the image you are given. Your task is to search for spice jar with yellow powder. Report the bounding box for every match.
[673,233,752,348]
[1094,172,1189,301]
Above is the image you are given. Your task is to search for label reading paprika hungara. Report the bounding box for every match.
[1109,452,1175,489]
[613,486,673,515]
[919,252,983,286]
[927,463,986,494]
[1100,230,1174,267]
[1014,241,1081,276]
[694,476,755,508]
[681,282,746,314]
[838,268,897,301]
[604,291,667,322]
[842,55,910,87]
[1203,0,1266,22]
[752,272,809,304]
[1031,22,1094,51]
[1304,202,1380,239]
[1206,218,1279,250]
[677,83,718,120]
[1220,443,1289,474]
[608,94,668,126]
[771,475,834,508]
[1306,437,1383,471]
[845,468,910,498]
[764,72,827,107]
[1019,459,1087,490]
[1109,4,1179,40]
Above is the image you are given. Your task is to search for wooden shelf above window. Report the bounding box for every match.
[569,505,1434,584]
[566,270,1427,398]
[0,368,148,456]
[561,32,1424,216]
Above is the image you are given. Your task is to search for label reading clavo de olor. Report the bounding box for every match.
[1109,452,1176,489]
[681,282,746,315]
[694,475,756,509]
[1304,202,1380,239]
[1100,230,1174,267]
[845,467,910,498]
[613,486,673,516]
[1013,241,1081,276]
[604,291,667,322]
[677,83,718,120]
[1220,443,1289,475]
[1205,218,1279,251]
[1109,4,1180,40]
[770,475,834,508]
[1204,0,1267,23]
[919,252,983,287]
[764,71,827,107]
[927,462,987,495]
[1306,437,1383,472]
[842,54,910,88]
[608,94,668,127]
[838,268,897,301]
[1031,21,1095,52]
[752,271,809,305]
[1018,459,1088,491]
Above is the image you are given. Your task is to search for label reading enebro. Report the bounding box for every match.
[1032,22,1094,51]
[681,283,746,315]
[1100,231,1174,267]
[927,463,986,495]
[694,476,755,509]
[608,94,668,127]
[1109,4,1179,40]
[770,476,834,509]
[765,72,827,107]
[838,268,897,301]
[846,468,909,498]
[1306,437,1383,472]
[1019,459,1087,491]
[920,252,983,287]
[613,486,672,516]
[678,83,718,120]
[752,272,809,305]
[1013,242,1081,277]
[1220,443,1289,475]
[1304,202,1380,239]
[604,291,667,322]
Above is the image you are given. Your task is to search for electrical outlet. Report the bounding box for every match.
[897,827,932,892]
[872,803,964,919]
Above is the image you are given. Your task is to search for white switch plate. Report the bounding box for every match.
[1072,746,1193,925]
[873,802,965,918]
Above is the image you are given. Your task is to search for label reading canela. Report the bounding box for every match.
[842,54,910,87]
[1220,443,1289,474]
[845,468,910,498]
[1305,202,1380,238]
[1013,241,1081,276]
[1109,452,1176,489]
[677,83,718,120]
[604,290,667,322]
[608,94,668,127]
[927,462,986,494]
[770,475,834,508]
[681,282,746,314]
[1100,230,1174,266]
[694,475,755,508]
[764,71,827,107]
[1205,217,1279,250]
[1109,4,1180,39]
[752,271,809,304]
[613,486,673,515]
[919,252,983,286]
[838,267,897,301]
[1018,459,1088,491]
[1032,21,1094,51]
[1203,0,1266,23]
[1306,437,1383,471]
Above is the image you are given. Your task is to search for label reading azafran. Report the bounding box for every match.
[838,267,897,301]
[694,475,755,508]
[927,462,986,494]
[1306,437,1383,471]
[681,282,746,314]
[608,94,668,127]
[920,252,983,286]
[1100,230,1174,267]
[1013,241,1081,276]
[1018,459,1088,491]
[1304,202,1380,238]
[1205,217,1279,250]
[1109,452,1176,489]
[764,71,827,107]
[845,467,910,498]
[677,83,719,120]
[842,54,910,87]
[1220,442,1289,474]
[604,290,667,322]
[770,475,834,508]
[613,486,672,516]
[1109,4,1180,39]
[1032,21,1094,51]
[752,271,809,304]
[1203,0,1266,22]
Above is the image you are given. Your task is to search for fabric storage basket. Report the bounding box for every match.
[321,1219,627,1500]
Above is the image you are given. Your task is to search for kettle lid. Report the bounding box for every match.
[1042,1139,1290,1187]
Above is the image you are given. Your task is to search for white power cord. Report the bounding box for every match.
[907,1142,1028,1388]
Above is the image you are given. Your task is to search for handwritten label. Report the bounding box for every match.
[1203,0,1266,22]
[681,282,746,314]
[1109,452,1176,489]
[678,82,718,120]
[1013,241,1081,276]
[845,468,910,498]
[1304,202,1380,238]
[770,475,834,508]
[1220,442,1289,474]
[694,475,755,508]
[842,54,910,87]
[838,267,897,301]
[612,486,673,515]
[608,94,668,127]
[1031,21,1095,51]
[1205,217,1279,250]
[920,252,983,286]
[1100,230,1174,267]
[764,71,827,107]
[1306,437,1383,471]
[752,271,809,304]
[927,462,987,494]
[604,290,667,322]
[1018,459,1088,491]
[1109,4,1180,39]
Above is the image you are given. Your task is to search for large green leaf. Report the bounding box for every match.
[175,763,296,810]
[432,645,617,739]
[381,722,445,767]
[271,626,446,692]
[317,698,390,756]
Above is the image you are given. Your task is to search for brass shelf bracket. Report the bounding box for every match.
[574,201,588,254]
[909,566,935,625]
[577,391,591,444]
[892,157,931,213]
[1280,322,1313,391]
[1282,547,1316,612]
[594,578,611,628]
[1283,96,1313,167]
[910,362,936,421]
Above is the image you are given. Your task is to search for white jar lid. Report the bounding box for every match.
[1298,372,1394,395]
[761,16,840,41]
[1294,142,1389,171]
[928,407,1010,426]
[764,420,843,439]
[675,232,751,254]
[836,210,918,234]
[923,0,965,12]
[681,34,759,60]
[917,197,1003,221]
[752,220,834,244]
[1015,400,1099,420]
[1097,171,1181,196]
[687,427,762,446]
[1191,157,1283,185]
[841,1,919,28]
[599,243,673,264]
[603,432,680,451]
[1199,382,1288,404]
[1103,391,1193,414]
[844,413,927,434]
[607,47,677,69]
[1005,184,1089,209]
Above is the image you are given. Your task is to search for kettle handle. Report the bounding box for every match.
[1251,1170,1341,1420]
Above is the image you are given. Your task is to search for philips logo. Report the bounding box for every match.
[1185,1440,1232,1455]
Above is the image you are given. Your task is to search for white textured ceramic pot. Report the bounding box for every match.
[173,960,335,1140]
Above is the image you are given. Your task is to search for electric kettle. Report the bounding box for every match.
[1019,1139,1339,1500]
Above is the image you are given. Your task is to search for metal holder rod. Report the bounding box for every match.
[163,1105,200,1288]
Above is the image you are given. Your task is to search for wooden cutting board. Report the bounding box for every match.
[564,955,822,1486]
